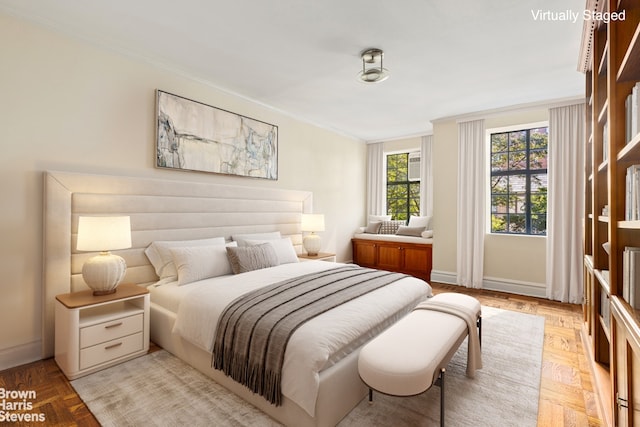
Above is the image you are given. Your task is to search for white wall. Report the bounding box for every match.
[0,12,366,369]
[432,107,550,297]
[381,136,422,154]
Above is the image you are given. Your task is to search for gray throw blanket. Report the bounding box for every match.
[212,265,409,406]
[414,300,483,378]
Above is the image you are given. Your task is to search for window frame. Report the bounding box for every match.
[486,121,549,236]
[384,150,421,222]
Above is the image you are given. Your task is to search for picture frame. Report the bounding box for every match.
[156,90,278,180]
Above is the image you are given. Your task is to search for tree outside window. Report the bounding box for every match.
[386,153,420,221]
[490,127,548,235]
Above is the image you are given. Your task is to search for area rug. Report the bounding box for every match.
[71,306,544,427]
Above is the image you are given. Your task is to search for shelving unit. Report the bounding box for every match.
[580,1,640,425]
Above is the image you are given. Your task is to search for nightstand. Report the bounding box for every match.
[298,252,337,262]
[54,283,150,380]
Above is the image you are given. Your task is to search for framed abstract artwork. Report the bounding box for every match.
[156,90,278,180]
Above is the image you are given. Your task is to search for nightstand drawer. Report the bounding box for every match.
[80,332,143,370]
[80,313,143,349]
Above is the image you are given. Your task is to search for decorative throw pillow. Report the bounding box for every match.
[378,220,406,234]
[364,221,382,234]
[408,215,432,230]
[232,231,282,246]
[395,226,426,237]
[226,243,278,274]
[145,237,226,279]
[368,215,392,224]
[170,245,233,286]
[244,238,299,265]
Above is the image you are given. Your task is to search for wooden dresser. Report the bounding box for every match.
[352,238,432,282]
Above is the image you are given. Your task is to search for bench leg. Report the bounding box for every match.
[478,315,482,348]
[434,368,445,427]
[440,368,445,427]
[368,388,373,403]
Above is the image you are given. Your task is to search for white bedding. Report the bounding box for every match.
[151,261,431,417]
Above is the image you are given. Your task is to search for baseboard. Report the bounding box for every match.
[483,276,546,298]
[0,340,42,371]
[430,270,547,299]
[430,270,457,284]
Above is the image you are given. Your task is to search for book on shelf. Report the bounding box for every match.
[623,246,640,309]
[602,121,608,161]
[601,286,610,328]
[626,164,640,221]
[627,92,633,144]
[626,82,640,144]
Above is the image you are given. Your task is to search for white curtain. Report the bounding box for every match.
[420,135,434,216]
[366,142,386,216]
[546,103,585,303]
[457,119,485,288]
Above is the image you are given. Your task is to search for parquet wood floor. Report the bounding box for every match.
[431,283,604,427]
[0,283,604,426]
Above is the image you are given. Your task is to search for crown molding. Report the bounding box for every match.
[431,96,585,125]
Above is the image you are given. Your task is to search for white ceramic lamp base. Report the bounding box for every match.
[303,233,322,256]
[82,252,127,295]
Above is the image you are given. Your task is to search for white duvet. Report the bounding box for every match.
[171,261,431,417]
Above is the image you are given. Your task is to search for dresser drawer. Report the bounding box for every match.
[80,332,143,370]
[80,313,143,349]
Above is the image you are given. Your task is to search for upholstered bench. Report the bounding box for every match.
[357,293,482,427]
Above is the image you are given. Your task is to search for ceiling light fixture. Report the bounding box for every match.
[358,48,389,83]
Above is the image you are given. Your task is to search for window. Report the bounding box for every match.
[386,152,420,221]
[490,126,548,235]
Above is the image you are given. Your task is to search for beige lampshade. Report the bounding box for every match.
[77,216,132,251]
[77,216,131,295]
[301,214,325,232]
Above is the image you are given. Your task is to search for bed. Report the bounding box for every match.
[42,171,432,427]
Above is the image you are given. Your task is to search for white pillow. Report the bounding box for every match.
[368,215,392,224]
[421,230,434,238]
[232,231,282,246]
[145,237,226,279]
[244,238,299,265]
[408,215,432,230]
[170,245,233,286]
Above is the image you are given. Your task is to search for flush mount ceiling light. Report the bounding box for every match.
[357,48,390,83]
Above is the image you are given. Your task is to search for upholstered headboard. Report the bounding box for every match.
[42,170,312,357]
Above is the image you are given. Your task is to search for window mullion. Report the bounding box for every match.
[525,130,531,234]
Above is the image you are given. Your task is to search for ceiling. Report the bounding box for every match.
[0,0,586,141]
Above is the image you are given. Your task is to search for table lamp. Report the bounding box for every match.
[77,216,132,295]
[301,214,324,256]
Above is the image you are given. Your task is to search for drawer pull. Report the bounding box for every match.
[105,342,123,350]
[105,322,123,329]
